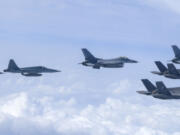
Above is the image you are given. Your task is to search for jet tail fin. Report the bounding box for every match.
[172,45,180,58]
[156,81,171,95]
[167,63,179,75]
[155,61,167,73]
[8,59,20,70]
[82,48,97,63]
[141,79,156,92]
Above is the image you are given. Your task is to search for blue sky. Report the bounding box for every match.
[1,0,180,135]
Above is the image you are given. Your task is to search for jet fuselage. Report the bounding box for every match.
[151,61,180,79]
[4,59,60,77]
[83,57,137,69]
[138,88,180,100]
[152,71,180,79]
[137,79,180,100]
[4,66,60,74]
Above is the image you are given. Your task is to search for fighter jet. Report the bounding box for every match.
[4,59,60,77]
[80,48,138,69]
[137,79,180,100]
[170,45,180,64]
[151,61,180,79]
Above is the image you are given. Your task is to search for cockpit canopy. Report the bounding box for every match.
[118,57,129,60]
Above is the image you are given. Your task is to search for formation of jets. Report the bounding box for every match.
[1,48,138,76]
[2,45,180,100]
[137,45,180,100]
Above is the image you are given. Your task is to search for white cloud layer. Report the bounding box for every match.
[0,79,179,135]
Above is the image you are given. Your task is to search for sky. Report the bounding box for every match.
[1,0,180,135]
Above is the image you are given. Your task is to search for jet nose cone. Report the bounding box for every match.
[47,68,61,73]
[130,60,138,63]
[53,69,61,72]
[133,60,138,63]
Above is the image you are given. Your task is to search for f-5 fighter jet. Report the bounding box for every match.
[80,48,138,69]
[4,59,60,77]
[137,79,180,100]
[151,61,180,79]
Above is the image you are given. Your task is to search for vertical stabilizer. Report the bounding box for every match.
[141,79,156,92]
[155,61,167,73]
[156,81,171,95]
[8,59,20,70]
[82,48,97,63]
[172,45,180,58]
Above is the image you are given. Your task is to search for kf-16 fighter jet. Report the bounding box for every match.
[80,48,138,69]
[4,59,60,77]
[170,45,180,64]
[151,61,180,79]
[137,79,180,100]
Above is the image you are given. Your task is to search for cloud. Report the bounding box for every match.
[0,93,27,117]
[110,79,131,94]
[0,80,179,135]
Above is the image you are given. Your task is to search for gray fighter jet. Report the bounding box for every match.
[151,61,180,79]
[170,45,180,64]
[137,79,180,100]
[4,59,60,77]
[80,48,138,69]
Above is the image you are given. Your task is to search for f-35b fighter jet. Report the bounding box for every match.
[171,45,180,64]
[137,79,180,100]
[4,59,60,77]
[80,48,138,69]
[151,61,180,79]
